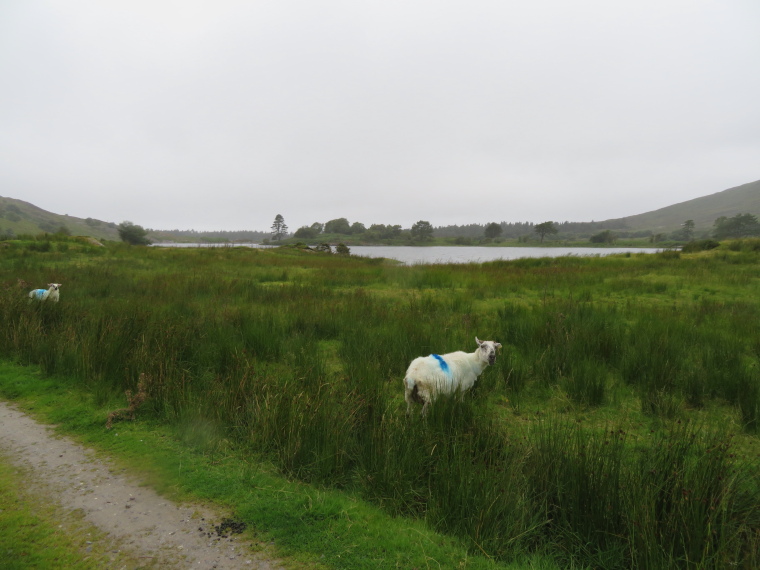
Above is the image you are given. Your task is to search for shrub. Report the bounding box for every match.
[117,221,151,245]
[590,229,616,243]
[294,226,319,239]
[682,239,720,253]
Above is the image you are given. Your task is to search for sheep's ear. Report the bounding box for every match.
[475,337,482,346]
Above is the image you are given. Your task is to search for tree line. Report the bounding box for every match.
[272,215,562,244]
[281,216,657,242]
[108,212,760,246]
[274,212,760,245]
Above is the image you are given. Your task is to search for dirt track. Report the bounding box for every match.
[0,401,283,569]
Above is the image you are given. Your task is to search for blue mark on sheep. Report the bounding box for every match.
[432,354,451,376]
[31,289,46,300]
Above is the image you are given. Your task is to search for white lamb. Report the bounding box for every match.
[404,337,502,416]
[28,283,61,302]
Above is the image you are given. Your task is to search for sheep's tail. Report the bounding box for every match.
[404,376,416,392]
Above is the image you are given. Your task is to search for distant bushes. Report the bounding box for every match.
[713,213,760,239]
[682,239,720,253]
[117,221,151,246]
[589,229,616,243]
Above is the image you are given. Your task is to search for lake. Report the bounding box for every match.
[348,246,661,264]
[153,243,661,264]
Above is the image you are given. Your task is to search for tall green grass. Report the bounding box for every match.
[0,240,758,568]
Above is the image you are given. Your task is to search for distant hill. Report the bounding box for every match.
[3,179,759,242]
[602,180,760,235]
[0,197,268,243]
[433,180,760,239]
[0,197,120,241]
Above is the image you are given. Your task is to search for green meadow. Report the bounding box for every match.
[0,237,758,569]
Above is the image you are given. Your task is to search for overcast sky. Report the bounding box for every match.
[1,1,758,232]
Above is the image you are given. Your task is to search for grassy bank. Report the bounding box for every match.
[0,238,758,568]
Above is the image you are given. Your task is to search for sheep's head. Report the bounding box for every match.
[475,337,502,366]
[48,283,61,291]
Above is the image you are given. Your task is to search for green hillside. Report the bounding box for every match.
[607,179,760,234]
[0,197,119,241]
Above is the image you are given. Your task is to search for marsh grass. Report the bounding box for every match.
[0,240,758,568]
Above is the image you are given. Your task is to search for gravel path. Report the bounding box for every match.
[0,401,283,569]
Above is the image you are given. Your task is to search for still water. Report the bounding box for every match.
[154,243,660,265]
[349,246,660,264]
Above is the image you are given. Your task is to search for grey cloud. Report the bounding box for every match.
[1,1,758,231]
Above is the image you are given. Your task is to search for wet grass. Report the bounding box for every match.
[0,238,758,568]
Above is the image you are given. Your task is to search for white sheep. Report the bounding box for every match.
[28,283,61,302]
[404,337,502,416]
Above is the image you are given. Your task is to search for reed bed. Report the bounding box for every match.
[0,239,758,568]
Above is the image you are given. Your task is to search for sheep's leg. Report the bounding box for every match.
[414,385,431,416]
[405,379,426,416]
[404,385,415,417]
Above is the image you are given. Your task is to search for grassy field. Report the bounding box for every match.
[0,236,758,568]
